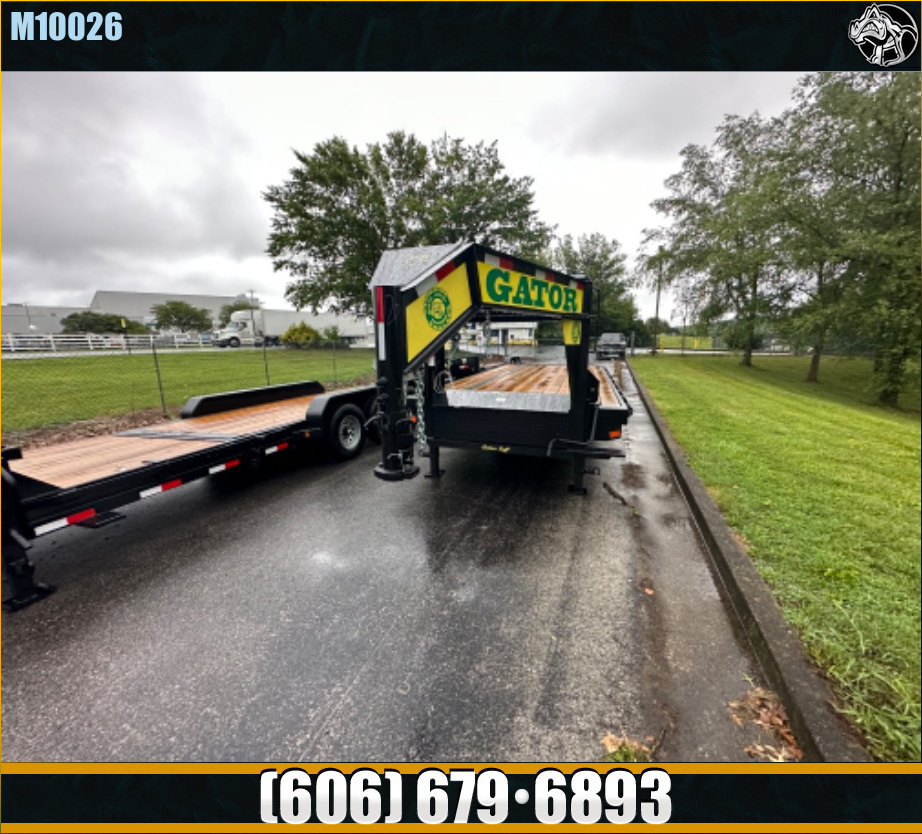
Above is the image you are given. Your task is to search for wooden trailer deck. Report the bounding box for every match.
[449,363,621,406]
[8,394,320,490]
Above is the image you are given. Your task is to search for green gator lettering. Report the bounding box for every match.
[480,262,582,313]
[485,268,512,303]
[563,287,578,312]
[511,275,533,306]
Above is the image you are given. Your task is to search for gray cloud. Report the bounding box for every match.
[1,74,268,303]
[534,73,804,159]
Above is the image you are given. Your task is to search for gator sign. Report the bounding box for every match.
[477,262,584,315]
[404,261,472,363]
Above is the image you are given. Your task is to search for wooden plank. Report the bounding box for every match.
[451,363,621,406]
[590,365,619,406]
[10,394,321,490]
[10,435,222,489]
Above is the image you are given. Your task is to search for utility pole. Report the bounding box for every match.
[652,251,662,356]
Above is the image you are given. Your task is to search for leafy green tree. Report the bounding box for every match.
[218,300,260,327]
[61,311,147,334]
[550,233,636,337]
[264,131,554,316]
[650,113,789,367]
[151,301,214,333]
[790,72,920,404]
[645,316,674,336]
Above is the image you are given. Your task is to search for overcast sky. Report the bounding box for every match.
[1,72,807,322]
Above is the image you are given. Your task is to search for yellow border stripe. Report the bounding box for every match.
[2,825,921,834]
[2,762,919,774]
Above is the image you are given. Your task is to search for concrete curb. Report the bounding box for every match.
[627,362,869,763]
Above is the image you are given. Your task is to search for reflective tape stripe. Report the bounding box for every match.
[208,459,241,475]
[34,508,97,536]
[34,519,69,536]
[265,442,289,455]
[140,478,182,499]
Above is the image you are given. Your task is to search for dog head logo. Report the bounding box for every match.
[848,4,918,66]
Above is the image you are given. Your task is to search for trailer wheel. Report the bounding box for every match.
[328,404,365,460]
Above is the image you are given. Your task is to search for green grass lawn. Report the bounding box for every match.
[631,353,921,762]
[1,348,377,432]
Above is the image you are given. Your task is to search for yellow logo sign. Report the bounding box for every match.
[405,263,472,362]
[477,263,583,314]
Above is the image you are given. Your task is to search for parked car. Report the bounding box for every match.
[595,332,627,359]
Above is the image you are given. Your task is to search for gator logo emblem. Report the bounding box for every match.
[848,4,918,66]
[424,287,452,331]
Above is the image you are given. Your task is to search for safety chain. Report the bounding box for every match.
[403,369,428,453]
[412,368,427,452]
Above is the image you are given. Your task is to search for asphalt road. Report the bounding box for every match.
[2,372,776,762]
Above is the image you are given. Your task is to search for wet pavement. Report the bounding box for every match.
[2,370,776,762]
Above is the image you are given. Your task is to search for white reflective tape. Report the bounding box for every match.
[377,323,386,360]
[415,274,437,296]
[34,518,69,536]
[139,485,163,499]
[483,253,501,266]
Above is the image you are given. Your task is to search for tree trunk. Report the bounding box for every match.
[876,349,908,407]
[807,325,827,383]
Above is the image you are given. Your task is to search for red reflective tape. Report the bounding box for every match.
[375,286,385,323]
[67,509,97,525]
[435,260,455,280]
[161,479,182,492]
[576,281,584,291]
[225,459,240,469]
[277,442,289,451]
[499,257,514,269]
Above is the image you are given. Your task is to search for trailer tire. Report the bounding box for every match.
[328,404,365,460]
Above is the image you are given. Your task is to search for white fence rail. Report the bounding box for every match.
[1,332,213,354]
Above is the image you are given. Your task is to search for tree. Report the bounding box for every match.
[218,300,260,327]
[645,316,673,336]
[151,301,213,333]
[650,113,789,367]
[792,72,920,404]
[263,131,554,316]
[61,311,147,334]
[550,233,637,337]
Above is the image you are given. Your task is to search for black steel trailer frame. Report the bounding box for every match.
[369,242,632,491]
[2,380,376,610]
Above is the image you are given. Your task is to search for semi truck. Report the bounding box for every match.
[369,242,632,492]
[2,380,377,610]
[213,309,320,348]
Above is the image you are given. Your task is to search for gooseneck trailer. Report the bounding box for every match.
[369,242,632,491]
[2,381,376,610]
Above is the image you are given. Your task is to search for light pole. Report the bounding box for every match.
[651,248,663,356]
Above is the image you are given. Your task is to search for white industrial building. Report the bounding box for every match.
[1,290,372,343]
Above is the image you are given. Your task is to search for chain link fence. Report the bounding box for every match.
[1,338,376,444]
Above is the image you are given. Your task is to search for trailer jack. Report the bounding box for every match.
[2,528,55,611]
